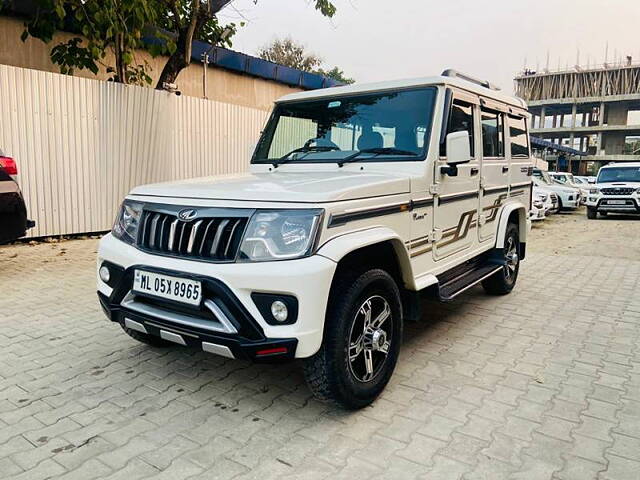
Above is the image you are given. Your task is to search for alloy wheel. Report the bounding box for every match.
[348,295,393,383]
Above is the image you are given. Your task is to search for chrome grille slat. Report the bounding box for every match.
[137,211,246,262]
[168,219,178,251]
[224,219,241,257]
[187,220,203,254]
[210,219,230,257]
[199,219,216,256]
[149,214,160,248]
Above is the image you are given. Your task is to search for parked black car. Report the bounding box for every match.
[0,150,34,244]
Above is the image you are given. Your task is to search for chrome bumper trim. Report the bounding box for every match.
[124,318,148,334]
[120,292,238,334]
[202,342,235,359]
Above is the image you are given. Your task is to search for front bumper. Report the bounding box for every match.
[586,196,640,213]
[98,233,337,360]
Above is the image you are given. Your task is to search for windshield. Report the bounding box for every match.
[253,87,437,164]
[537,171,553,185]
[598,166,640,183]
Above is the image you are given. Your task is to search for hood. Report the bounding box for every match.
[596,182,640,188]
[130,171,411,203]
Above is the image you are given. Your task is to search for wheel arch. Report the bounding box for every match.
[316,228,416,291]
[495,203,528,250]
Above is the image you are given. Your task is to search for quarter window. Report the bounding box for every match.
[509,115,529,157]
[481,109,504,157]
[441,100,474,156]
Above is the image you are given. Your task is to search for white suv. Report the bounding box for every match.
[98,71,532,408]
[586,162,640,219]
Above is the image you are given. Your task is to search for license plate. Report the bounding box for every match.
[133,270,202,306]
[608,200,627,205]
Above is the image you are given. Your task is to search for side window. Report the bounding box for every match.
[481,109,504,158]
[440,100,474,156]
[508,115,529,158]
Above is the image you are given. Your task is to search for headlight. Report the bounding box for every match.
[112,200,143,244]
[239,209,323,261]
[589,188,599,194]
[636,187,640,194]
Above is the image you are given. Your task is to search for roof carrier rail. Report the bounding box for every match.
[441,69,501,91]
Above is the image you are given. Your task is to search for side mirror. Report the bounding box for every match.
[441,131,471,176]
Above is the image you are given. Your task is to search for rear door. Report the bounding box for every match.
[478,104,508,242]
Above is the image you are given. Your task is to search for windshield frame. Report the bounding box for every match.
[251,86,438,165]
[597,166,640,183]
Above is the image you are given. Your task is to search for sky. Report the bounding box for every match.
[219,0,640,94]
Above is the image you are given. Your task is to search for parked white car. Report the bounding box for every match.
[97,71,532,408]
[530,195,545,221]
[548,172,588,204]
[533,171,580,210]
[532,185,555,216]
[586,162,640,219]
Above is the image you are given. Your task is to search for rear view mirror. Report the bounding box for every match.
[441,131,471,176]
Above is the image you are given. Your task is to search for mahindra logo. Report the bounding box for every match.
[177,209,198,221]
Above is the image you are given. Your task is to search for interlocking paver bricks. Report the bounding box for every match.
[1,210,640,479]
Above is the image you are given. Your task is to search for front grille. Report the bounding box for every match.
[601,187,635,195]
[550,193,558,201]
[138,211,248,261]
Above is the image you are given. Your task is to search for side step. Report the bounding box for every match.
[436,260,504,302]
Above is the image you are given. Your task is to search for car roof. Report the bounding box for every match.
[276,75,527,109]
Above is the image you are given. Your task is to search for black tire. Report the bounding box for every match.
[557,197,564,211]
[587,207,598,219]
[303,268,403,409]
[482,223,520,295]
[120,323,174,347]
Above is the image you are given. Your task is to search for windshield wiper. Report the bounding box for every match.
[272,145,340,168]
[337,147,417,167]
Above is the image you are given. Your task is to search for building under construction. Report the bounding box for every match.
[515,62,640,174]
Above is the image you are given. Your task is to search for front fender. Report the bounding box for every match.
[317,227,416,289]
[495,203,528,248]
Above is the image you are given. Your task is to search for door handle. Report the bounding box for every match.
[470,167,479,176]
[502,166,509,173]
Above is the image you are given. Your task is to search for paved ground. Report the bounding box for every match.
[1,209,640,480]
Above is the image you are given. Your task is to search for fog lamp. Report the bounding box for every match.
[99,265,111,283]
[270,300,289,323]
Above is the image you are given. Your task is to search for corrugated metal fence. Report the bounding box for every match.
[0,64,270,238]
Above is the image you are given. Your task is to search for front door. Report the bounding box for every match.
[433,96,481,261]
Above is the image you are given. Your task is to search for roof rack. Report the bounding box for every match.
[441,69,501,91]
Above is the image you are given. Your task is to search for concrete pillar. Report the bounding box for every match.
[540,107,546,129]
[599,102,605,126]
[597,132,603,155]
[571,104,577,128]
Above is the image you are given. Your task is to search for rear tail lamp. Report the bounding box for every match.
[0,156,17,175]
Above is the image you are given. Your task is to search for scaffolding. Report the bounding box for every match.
[515,65,640,101]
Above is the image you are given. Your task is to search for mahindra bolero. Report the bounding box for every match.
[98,70,532,409]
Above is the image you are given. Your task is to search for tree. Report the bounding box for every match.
[20,0,337,88]
[317,66,355,85]
[22,0,158,85]
[259,38,354,85]
[257,37,322,72]
[154,0,336,90]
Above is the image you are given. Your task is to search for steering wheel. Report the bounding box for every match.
[304,138,340,150]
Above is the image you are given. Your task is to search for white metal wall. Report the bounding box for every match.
[0,64,270,238]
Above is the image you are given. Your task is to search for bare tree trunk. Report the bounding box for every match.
[155,0,232,90]
[114,33,127,84]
